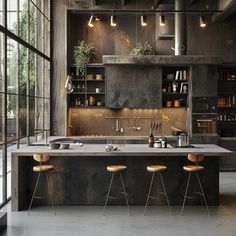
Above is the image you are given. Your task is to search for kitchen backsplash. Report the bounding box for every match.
[68,108,189,136]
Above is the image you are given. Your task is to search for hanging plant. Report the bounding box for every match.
[73,40,96,74]
[129,42,156,56]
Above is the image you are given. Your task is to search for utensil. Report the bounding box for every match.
[60,143,70,149]
[49,142,60,149]
[133,118,137,130]
[115,119,120,132]
[136,119,141,131]
[176,132,189,147]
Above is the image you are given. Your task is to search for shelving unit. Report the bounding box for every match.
[162,66,189,108]
[67,64,106,108]
[218,66,236,137]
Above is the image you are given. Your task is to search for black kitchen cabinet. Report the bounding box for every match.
[191,65,218,97]
[106,65,162,108]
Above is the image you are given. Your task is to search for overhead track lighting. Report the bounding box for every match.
[160,14,165,26]
[88,14,95,27]
[141,15,147,27]
[200,15,206,27]
[110,14,117,27]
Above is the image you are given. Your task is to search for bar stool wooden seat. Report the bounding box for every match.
[28,154,56,216]
[103,165,130,215]
[144,165,172,216]
[181,153,209,215]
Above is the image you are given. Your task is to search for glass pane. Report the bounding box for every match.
[19,45,28,96]
[35,97,44,131]
[29,51,36,96]
[45,60,50,98]
[0,92,3,144]
[7,94,17,142]
[7,143,17,199]
[44,98,50,130]
[29,97,35,136]
[0,145,3,204]
[29,2,36,47]
[19,95,27,138]
[0,32,4,93]
[36,10,44,53]
[7,0,18,34]
[7,38,18,94]
[0,0,4,26]
[36,55,43,97]
[19,0,28,43]
[44,18,50,57]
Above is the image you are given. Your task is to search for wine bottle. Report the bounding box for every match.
[149,130,154,148]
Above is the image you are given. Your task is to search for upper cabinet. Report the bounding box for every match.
[106,65,162,108]
[191,65,218,97]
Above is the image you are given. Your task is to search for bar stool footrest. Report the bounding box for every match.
[33,196,51,199]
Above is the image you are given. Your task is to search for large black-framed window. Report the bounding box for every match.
[0,0,52,206]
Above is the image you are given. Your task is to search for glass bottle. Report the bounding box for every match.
[149,130,154,148]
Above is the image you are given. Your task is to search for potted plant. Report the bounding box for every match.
[129,42,156,56]
[73,40,96,75]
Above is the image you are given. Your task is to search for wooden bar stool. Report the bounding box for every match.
[181,153,209,215]
[103,165,130,215]
[28,154,56,215]
[144,165,172,216]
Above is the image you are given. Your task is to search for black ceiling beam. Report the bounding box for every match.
[71,9,222,14]
[212,1,236,22]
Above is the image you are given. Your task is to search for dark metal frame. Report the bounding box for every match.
[103,171,130,216]
[0,0,52,207]
[144,171,172,216]
[28,171,56,216]
[181,170,209,215]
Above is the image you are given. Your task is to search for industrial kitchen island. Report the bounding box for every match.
[11,144,232,211]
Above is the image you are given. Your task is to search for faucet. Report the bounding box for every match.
[115,119,120,132]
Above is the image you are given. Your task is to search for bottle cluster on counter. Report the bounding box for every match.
[149,133,167,148]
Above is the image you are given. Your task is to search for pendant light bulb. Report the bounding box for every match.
[160,14,165,26]
[88,15,95,27]
[111,14,117,27]
[200,15,206,28]
[141,15,147,27]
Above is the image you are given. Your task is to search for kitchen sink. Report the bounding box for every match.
[170,144,196,148]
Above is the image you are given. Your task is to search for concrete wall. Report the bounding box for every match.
[53,0,236,135]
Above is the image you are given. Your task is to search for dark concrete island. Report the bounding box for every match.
[11,143,232,211]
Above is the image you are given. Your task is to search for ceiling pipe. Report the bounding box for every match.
[175,0,187,55]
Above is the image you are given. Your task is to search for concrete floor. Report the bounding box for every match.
[1,172,236,236]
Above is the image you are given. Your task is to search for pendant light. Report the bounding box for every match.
[141,15,147,27]
[110,14,117,27]
[200,15,206,27]
[160,14,165,26]
[88,14,95,27]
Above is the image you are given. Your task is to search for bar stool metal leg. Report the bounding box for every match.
[119,173,130,216]
[159,173,172,216]
[181,172,192,216]
[196,172,209,216]
[46,173,56,216]
[144,172,155,216]
[28,172,41,216]
[103,172,115,216]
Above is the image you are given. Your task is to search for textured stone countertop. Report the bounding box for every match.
[12,144,232,157]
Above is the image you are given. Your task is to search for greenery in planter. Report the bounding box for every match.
[129,42,156,56]
[73,40,96,74]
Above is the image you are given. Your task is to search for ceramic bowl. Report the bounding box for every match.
[49,142,60,149]
[60,143,70,149]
